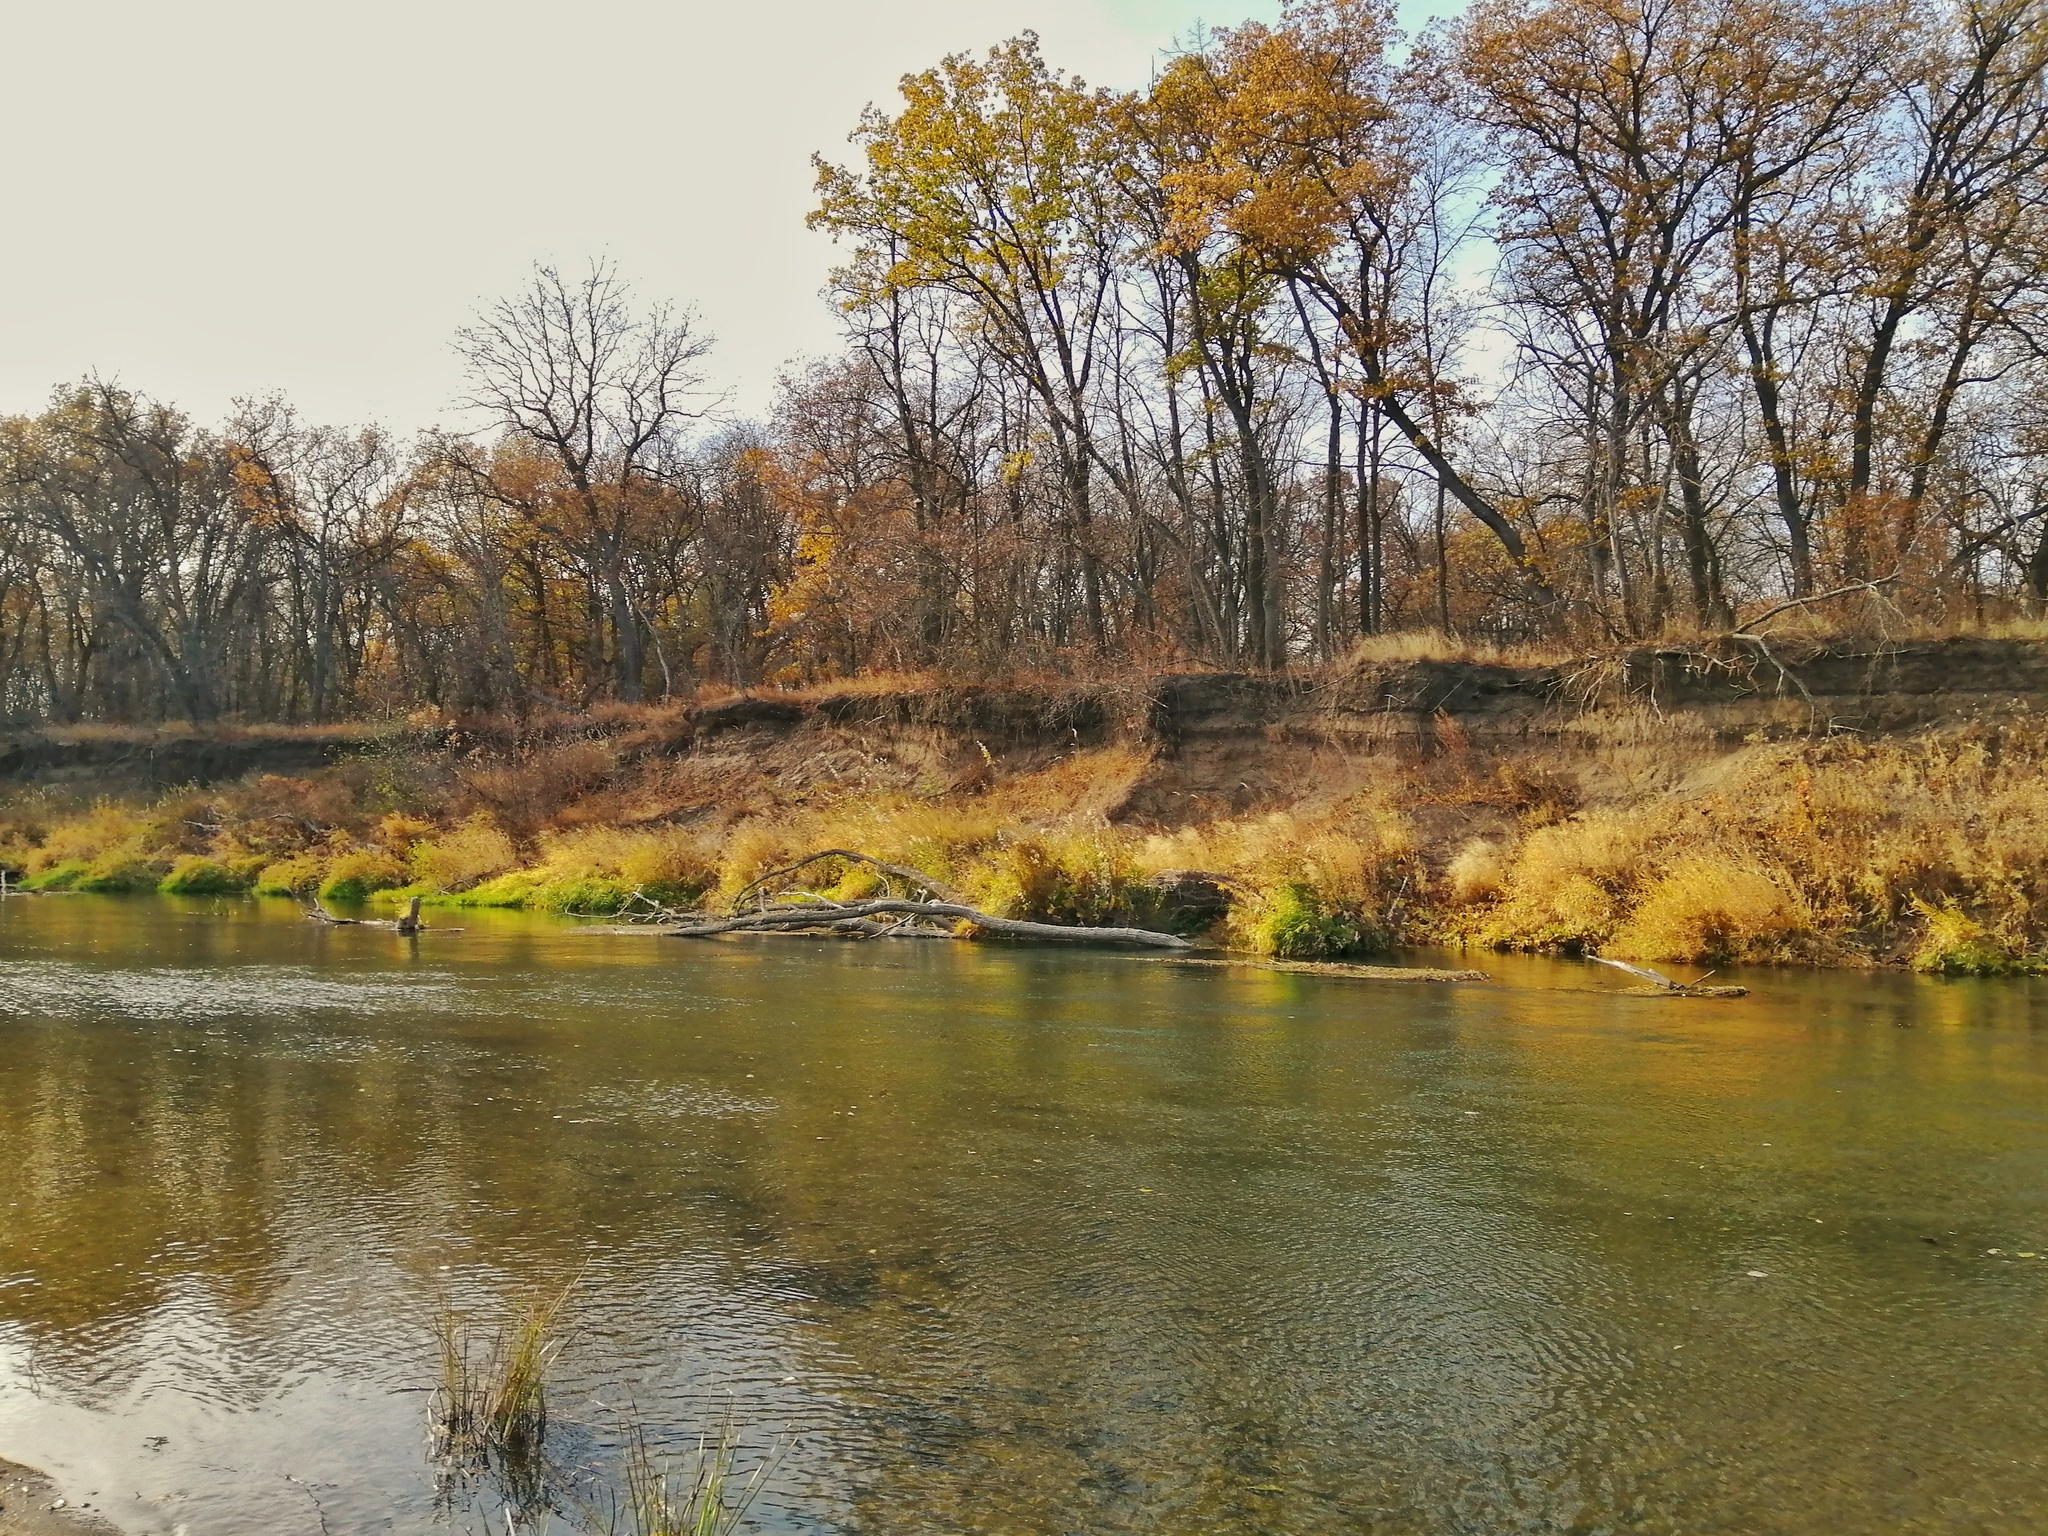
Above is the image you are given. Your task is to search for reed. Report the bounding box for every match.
[606,1417,768,1536]
[432,1283,573,1467]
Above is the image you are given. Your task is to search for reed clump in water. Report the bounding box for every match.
[599,1417,767,1536]
[432,1284,572,1468]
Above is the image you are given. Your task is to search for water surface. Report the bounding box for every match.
[0,897,2043,1534]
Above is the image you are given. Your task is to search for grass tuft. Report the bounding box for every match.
[432,1284,573,1470]
[605,1416,768,1536]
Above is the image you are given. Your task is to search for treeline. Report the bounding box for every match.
[3,0,2046,724]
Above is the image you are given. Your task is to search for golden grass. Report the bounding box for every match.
[1338,630,1574,669]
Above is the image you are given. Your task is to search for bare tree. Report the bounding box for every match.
[455,261,714,701]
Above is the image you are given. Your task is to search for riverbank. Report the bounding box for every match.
[1,633,2045,972]
[0,1462,114,1536]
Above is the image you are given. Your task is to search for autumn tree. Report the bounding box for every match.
[455,260,712,702]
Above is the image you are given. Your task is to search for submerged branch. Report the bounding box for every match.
[1589,954,1747,998]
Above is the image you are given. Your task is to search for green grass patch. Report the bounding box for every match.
[158,855,252,895]
[1909,896,2047,976]
[1252,882,1375,960]
[317,851,407,904]
[23,859,92,890]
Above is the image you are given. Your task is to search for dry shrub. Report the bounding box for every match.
[968,830,1155,926]
[221,774,359,851]
[1447,838,1506,902]
[713,821,801,904]
[1608,857,1811,963]
[1142,793,1420,956]
[411,814,518,893]
[375,812,436,856]
[459,738,618,835]
[253,850,330,896]
[1476,812,1654,952]
[30,803,149,870]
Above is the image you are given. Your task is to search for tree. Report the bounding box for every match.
[455,261,712,702]
[812,35,1124,647]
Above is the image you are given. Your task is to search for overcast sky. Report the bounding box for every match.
[0,0,1379,433]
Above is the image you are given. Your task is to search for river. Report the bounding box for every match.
[0,896,2042,1534]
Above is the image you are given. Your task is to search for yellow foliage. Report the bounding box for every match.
[1447,838,1505,902]
[1608,858,1810,964]
[411,815,518,893]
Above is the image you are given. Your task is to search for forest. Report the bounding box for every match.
[0,0,2043,725]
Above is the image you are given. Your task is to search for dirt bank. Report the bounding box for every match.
[2,635,2044,973]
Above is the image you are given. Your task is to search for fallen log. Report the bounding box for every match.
[664,896,1192,950]
[303,894,462,934]
[1150,955,1486,983]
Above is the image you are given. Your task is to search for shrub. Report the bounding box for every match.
[318,850,408,904]
[31,803,148,871]
[435,870,548,908]
[526,876,635,914]
[24,859,91,890]
[73,857,161,894]
[158,855,251,896]
[1908,896,2044,976]
[971,834,1159,928]
[1477,814,1650,953]
[1250,881,1370,959]
[1608,858,1810,963]
[410,814,518,893]
[253,851,328,896]
[1447,838,1506,903]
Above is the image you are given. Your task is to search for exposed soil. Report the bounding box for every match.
[3,635,2042,846]
[0,1462,117,1536]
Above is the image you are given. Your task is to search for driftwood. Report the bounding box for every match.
[1153,955,1486,983]
[618,847,1194,949]
[1589,954,1748,998]
[304,895,462,934]
[1733,573,1901,635]
[664,896,1192,950]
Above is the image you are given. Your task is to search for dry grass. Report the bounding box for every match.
[1338,630,1575,669]
[1457,725,2048,968]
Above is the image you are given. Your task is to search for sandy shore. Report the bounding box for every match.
[0,1462,117,1536]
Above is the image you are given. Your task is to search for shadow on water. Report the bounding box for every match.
[0,895,2042,1534]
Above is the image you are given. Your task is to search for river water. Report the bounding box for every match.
[0,896,2042,1535]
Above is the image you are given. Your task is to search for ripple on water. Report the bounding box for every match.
[0,961,469,1022]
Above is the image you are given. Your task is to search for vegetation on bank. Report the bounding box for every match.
[2,686,2043,976]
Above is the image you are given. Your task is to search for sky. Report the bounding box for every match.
[5,0,1364,434]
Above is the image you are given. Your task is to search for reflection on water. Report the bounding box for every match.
[0,896,2043,1534]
